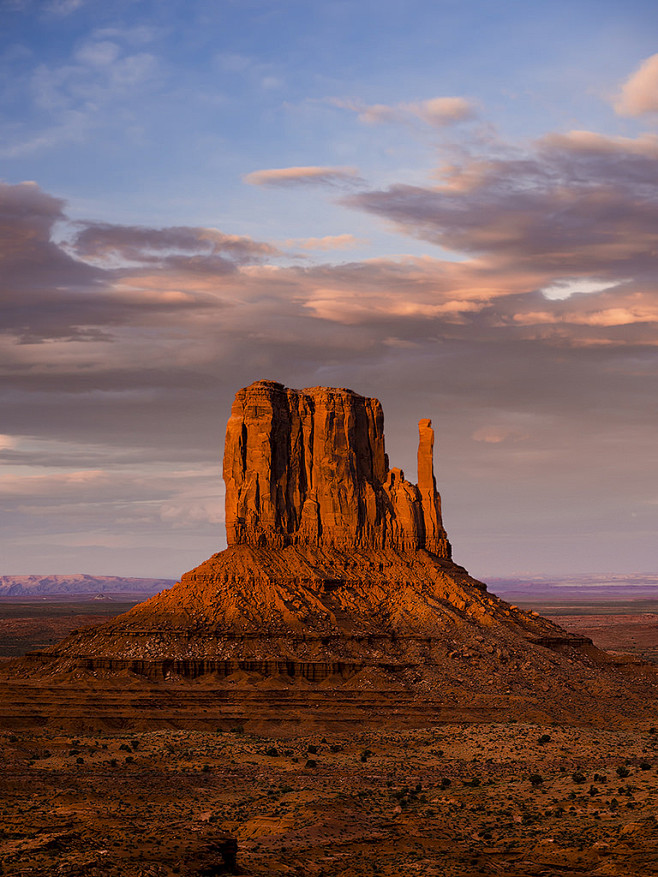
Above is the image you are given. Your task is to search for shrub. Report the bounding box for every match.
[538,735,551,745]
[616,765,630,778]
[265,747,279,757]
[640,762,651,770]
[529,774,543,786]
[305,758,317,768]
[307,744,318,754]
[571,772,586,784]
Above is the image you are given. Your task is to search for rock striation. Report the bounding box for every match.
[224,380,450,555]
[2,380,657,732]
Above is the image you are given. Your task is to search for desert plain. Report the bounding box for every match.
[1,599,657,877]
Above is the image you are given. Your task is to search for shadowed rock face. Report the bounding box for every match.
[224,380,450,556]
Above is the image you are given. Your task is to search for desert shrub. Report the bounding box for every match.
[640,761,651,770]
[76,757,84,764]
[537,735,551,745]
[529,774,543,786]
[588,785,599,796]
[616,765,630,778]
[230,725,244,734]
[307,744,318,754]
[330,744,343,753]
[440,777,451,789]
[571,772,586,784]
[265,747,279,757]
[201,764,211,772]
[609,798,619,810]
[119,744,132,753]
[305,758,317,768]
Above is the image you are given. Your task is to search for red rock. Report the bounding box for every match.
[224,380,450,555]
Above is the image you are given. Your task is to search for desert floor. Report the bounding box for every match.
[1,601,657,876]
[2,719,658,876]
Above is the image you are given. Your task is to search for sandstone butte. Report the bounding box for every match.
[2,380,657,733]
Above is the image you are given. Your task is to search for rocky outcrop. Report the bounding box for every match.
[3,379,657,731]
[224,380,450,556]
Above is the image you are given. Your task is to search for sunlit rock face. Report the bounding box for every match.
[224,380,451,556]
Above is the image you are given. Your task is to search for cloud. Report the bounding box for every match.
[330,96,476,127]
[346,129,658,285]
[44,0,86,16]
[614,53,658,116]
[73,222,277,271]
[285,234,365,251]
[243,165,362,187]
[0,181,278,342]
[0,32,159,158]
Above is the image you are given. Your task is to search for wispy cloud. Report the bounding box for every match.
[284,234,365,251]
[329,95,476,127]
[244,165,362,187]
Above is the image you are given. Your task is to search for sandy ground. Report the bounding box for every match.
[546,613,658,663]
[2,721,657,876]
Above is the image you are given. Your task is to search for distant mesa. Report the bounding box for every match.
[2,379,657,732]
[0,574,175,600]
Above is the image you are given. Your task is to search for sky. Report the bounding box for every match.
[0,0,656,581]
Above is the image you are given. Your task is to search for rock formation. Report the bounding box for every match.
[224,381,450,555]
[2,380,657,732]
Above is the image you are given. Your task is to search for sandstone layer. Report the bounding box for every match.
[2,380,657,731]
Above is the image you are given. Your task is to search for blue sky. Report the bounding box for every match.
[0,0,657,578]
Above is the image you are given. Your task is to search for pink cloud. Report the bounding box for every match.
[243,165,361,187]
[285,234,365,251]
[330,95,475,127]
[614,53,658,116]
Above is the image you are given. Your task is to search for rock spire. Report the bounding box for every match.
[223,380,451,556]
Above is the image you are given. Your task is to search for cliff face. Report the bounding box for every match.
[223,380,451,556]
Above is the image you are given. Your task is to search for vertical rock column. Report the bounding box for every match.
[417,419,451,557]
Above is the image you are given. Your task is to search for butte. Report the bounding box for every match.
[2,380,656,732]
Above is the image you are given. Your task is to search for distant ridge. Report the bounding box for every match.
[0,574,176,599]
[488,573,658,603]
